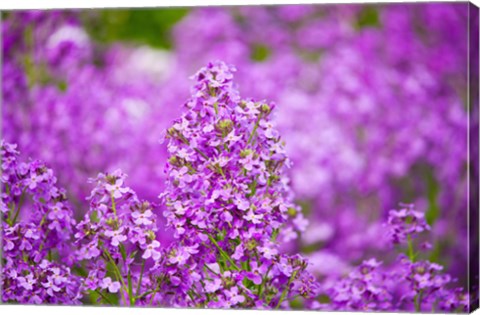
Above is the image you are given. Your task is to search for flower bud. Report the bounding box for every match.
[260,103,271,114]
[288,207,297,217]
[240,149,253,158]
[217,119,233,133]
[246,239,257,251]
[147,230,156,240]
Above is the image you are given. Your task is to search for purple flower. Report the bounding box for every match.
[132,209,153,225]
[18,273,36,290]
[101,277,121,293]
[244,210,262,224]
[104,227,127,246]
[387,204,430,245]
[142,240,161,260]
[159,61,317,308]
[205,278,222,293]
[224,287,245,305]
[105,178,129,199]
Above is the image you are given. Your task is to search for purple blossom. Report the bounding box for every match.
[105,227,127,246]
[142,240,161,260]
[387,204,431,245]
[101,277,121,293]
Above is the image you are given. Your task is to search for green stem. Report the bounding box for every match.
[194,148,209,160]
[135,260,145,298]
[110,194,118,221]
[207,234,240,271]
[24,25,36,88]
[7,202,15,226]
[407,235,416,262]
[94,289,114,305]
[177,135,209,160]
[187,290,196,305]
[12,207,21,224]
[248,114,262,145]
[204,263,220,276]
[9,191,25,226]
[127,270,134,305]
[248,179,257,197]
[414,290,423,312]
[149,283,161,306]
[258,265,272,299]
[103,249,129,305]
[275,270,298,309]
[135,289,155,300]
[216,166,227,180]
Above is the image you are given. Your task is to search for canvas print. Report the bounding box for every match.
[1,2,479,312]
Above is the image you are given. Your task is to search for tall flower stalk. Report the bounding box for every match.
[157,61,317,308]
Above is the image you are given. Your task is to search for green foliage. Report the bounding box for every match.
[425,170,440,226]
[250,44,271,62]
[290,296,304,309]
[317,294,331,304]
[355,6,380,29]
[82,8,189,49]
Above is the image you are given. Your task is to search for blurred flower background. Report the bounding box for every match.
[1,2,478,310]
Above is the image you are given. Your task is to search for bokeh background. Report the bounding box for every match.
[2,2,478,298]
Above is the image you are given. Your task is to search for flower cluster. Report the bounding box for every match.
[323,204,470,312]
[394,258,469,312]
[157,61,317,308]
[325,259,392,311]
[2,259,82,304]
[387,204,431,245]
[74,170,162,305]
[1,141,81,304]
